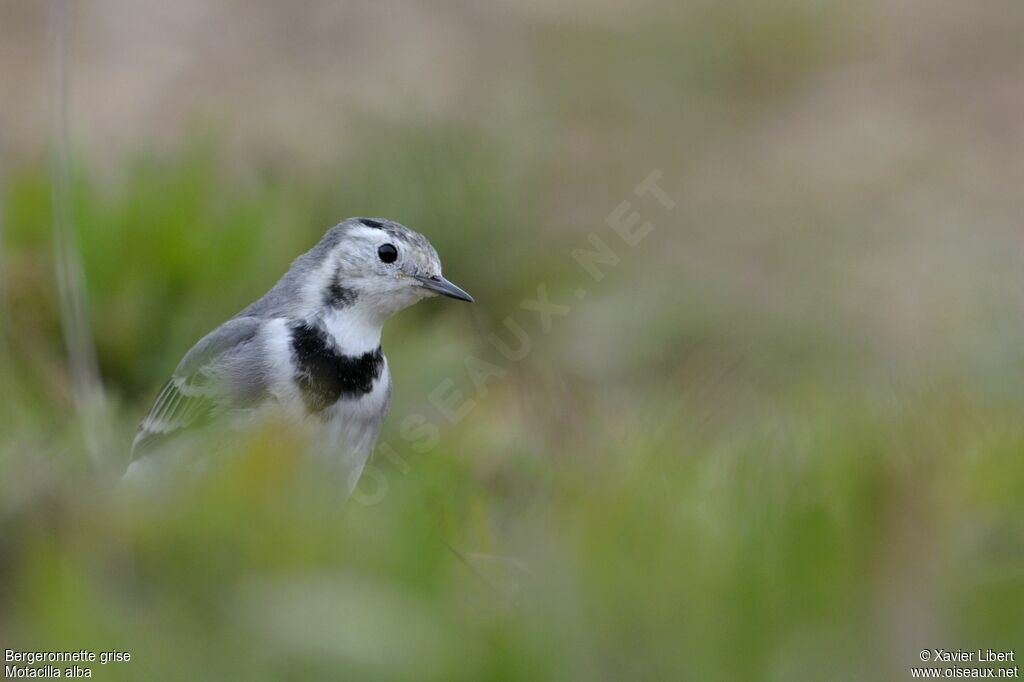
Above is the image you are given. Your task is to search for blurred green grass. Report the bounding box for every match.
[2,135,1022,680]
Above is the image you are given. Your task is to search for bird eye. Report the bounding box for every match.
[378,243,398,263]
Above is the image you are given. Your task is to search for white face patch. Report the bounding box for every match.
[348,225,389,243]
[309,221,444,321]
[348,223,442,279]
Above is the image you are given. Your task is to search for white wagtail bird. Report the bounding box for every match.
[126,217,473,491]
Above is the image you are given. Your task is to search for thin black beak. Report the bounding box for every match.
[415,275,474,303]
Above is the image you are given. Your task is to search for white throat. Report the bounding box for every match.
[319,304,384,356]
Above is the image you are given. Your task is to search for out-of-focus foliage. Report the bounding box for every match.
[2,0,1023,680]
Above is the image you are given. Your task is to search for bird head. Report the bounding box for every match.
[312,217,473,320]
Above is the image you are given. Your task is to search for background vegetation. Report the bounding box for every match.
[1,1,1022,679]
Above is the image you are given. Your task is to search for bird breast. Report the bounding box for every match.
[288,320,385,413]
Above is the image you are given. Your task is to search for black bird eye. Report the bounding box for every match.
[378,243,398,264]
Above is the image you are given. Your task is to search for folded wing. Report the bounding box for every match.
[131,316,265,458]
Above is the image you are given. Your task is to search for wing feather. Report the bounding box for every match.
[132,316,265,459]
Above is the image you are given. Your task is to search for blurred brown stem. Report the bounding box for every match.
[49,0,107,465]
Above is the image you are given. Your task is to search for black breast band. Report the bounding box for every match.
[289,321,384,413]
